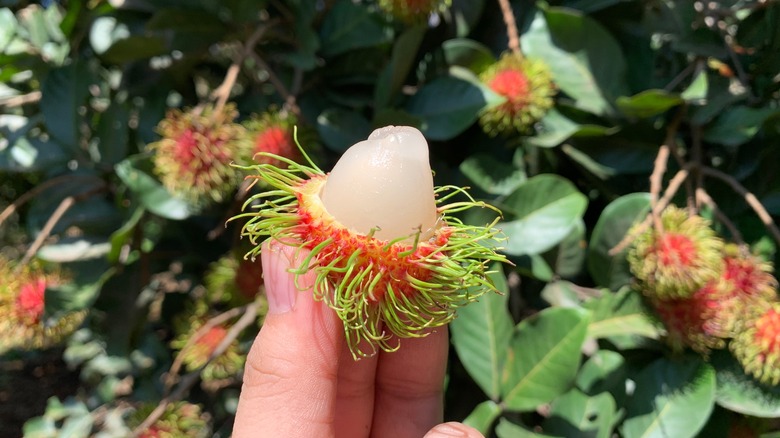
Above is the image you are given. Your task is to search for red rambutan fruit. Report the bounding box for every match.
[233,125,507,358]
[149,103,246,206]
[0,258,85,353]
[377,0,451,24]
[171,302,246,381]
[242,111,302,169]
[731,302,780,385]
[628,206,724,300]
[479,52,556,136]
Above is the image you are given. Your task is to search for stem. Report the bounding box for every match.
[132,302,258,437]
[18,186,106,267]
[701,166,780,246]
[497,0,522,56]
[212,24,273,115]
[695,188,743,243]
[0,91,42,108]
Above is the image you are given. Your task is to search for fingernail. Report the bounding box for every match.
[424,422,484,438]
[262,243,297,314]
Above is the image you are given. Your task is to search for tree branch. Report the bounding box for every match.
[497,0,522,56]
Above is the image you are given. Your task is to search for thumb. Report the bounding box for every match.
[424,422,486,438]
[232,241,343,437]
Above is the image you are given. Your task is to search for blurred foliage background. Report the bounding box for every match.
[1,0,780,436]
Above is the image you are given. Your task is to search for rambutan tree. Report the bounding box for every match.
[1,0,779,436]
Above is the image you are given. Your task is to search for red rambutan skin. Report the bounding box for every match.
[15,278,46,324]
[196,326,228,354]
[172,126,233,184]
[235,258,264,299]
[294,175,451,304]
[655,233,697,269]
[754,307,780,357]
[253,125,300,167]
[488,69,531,116]
[139,425,169,438]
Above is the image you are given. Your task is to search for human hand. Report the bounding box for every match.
[232,241,484,437]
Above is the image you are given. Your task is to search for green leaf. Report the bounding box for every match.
[587,192,650,290]
[529,109,615,148]
[108,206,145,265]
[375,25,426,109]
[681,69,708,103]
[147,8,226,34]
[546,219,586,279]
[319,0,391,57]
[502,307,591,411]
[406,68,504,141]
[459,152,526,196]
[451,263,513,400]
[616,89,684,119]
[576,350,627,396]
[463,400,502,435]
[101,36,168,64]
[442,38,495,74]
[94,101,129,165]
[584,288,661,342]
[495,418,558,438]
[712,351,780,418]
[40,62,97,148]
[621,357,716,438]
[498,174,588,256]
[544,390,618,438]
[316,107,372,153]
[522,8,628,116]
[0,115,69,172]
[0,8,17,51]
[45,260,114,314]
[702,106,780,148]
[89,16,129,55]
[115,155,195,220]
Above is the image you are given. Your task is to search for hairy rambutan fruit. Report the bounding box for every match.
[233,125,507,358]
[131,402,210,438]
[0,258,85,353]
[205,253,265,304]
[377,0,451,23]
[242,111,303,168]
[731,302,780,385]
[171,302,246,381]
[149,103,246,205]
[479,52,556,136]
[628,206,724,300]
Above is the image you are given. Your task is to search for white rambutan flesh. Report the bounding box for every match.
[321,126,439,242]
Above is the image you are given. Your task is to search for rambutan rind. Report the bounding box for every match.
[628,206,724,300]
[232,144,507,358]
[731,302,780,386]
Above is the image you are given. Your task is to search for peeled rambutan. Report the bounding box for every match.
[731,302,780,385]
[0,258,85,353]
[131,402,210,438]
[628,206,724,300]
[242,111,302,169]
[149,103,246,205]
[377,0,451,24]
[233,125,507,358]
[479,52,556,136]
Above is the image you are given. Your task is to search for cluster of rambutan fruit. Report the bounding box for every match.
[628,206,780,386]
[149,104,302,207]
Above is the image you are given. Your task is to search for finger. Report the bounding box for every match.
[233,241,343,438]
[424,422,485,438]
[371,326,449,438]
[333,344,378,438]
